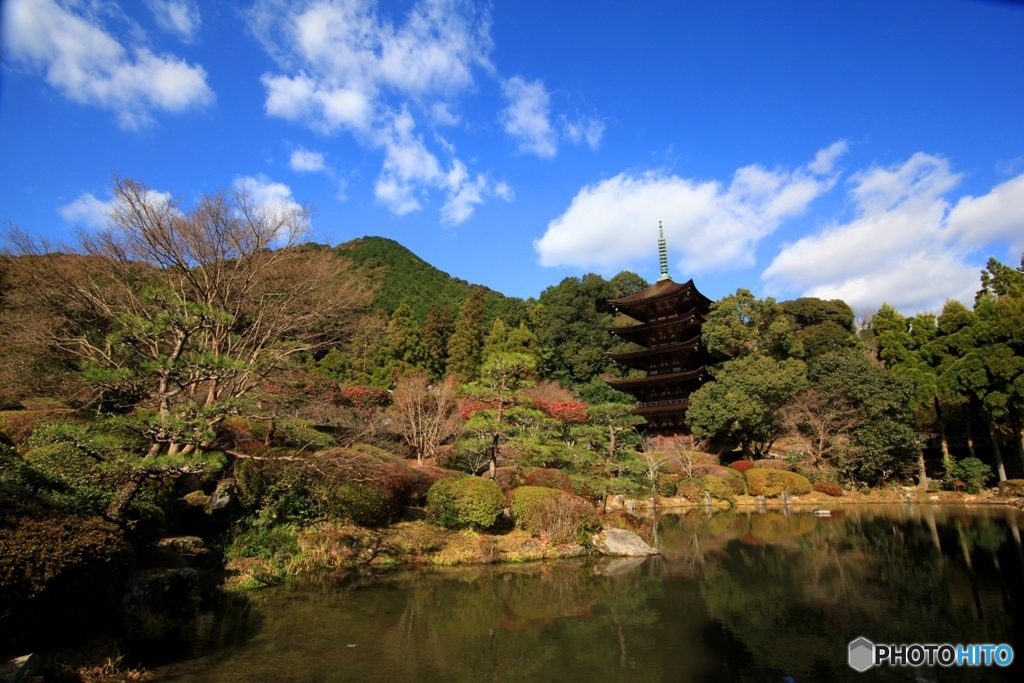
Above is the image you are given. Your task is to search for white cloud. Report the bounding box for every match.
[145,0,200,43]
[249,0,505,224]
[439,159,513,225]
[562,115,605,150]
[4,0,214,129]
[59,187,173,229]
[233,175,305,235]
[763,153,1024,312]
[535,143,844,273]
[500,76,556,158]
[946,173,1024,253]
[58,192,116,229]
[250,0,492,133]
[289,148,327,173]
[431,101,461,126]
[807,140,848,175]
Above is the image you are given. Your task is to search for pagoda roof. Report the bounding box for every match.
[632,400,690,417]
[608,309,705,346]
[605,366,710,392]
[608,278,712,322]
[607,335,707,371]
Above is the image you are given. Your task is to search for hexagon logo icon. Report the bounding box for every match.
[848,637,875,672]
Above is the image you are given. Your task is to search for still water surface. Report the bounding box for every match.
[153,506,1024,682]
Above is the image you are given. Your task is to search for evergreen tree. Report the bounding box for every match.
[446,291,487,381]
[506,321,542,364]
[422,305,454,379]
[372,304,429,387]
[871,304,944,485]
[703,289,802,360]
[482,318,508,362]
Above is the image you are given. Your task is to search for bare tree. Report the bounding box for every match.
[391,373,463,465]
[3,177,371,456]
[641,436,681,488]
[781,389,858,471]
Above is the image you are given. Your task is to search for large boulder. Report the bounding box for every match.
[205,478,240,512]
[591,528,659,557]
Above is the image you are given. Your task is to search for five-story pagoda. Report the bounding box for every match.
[605,224,712,434]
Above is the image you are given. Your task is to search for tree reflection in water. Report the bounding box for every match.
[156,506,1021,682]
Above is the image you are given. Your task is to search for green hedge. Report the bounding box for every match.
[700,475,734,501]
[745,469,812,497]
[426,476,504,530]
[674,478,704,502]
[508,486,563,526]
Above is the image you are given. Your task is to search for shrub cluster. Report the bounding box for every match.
[518,492,599,544]
[0,510,134,648]
[949,457,992,494]
[813,481,843,497]
[508,485,562,523]
[236,445,425,526]
[523,467,573,492]
[656,473,679,497]
[674,478,705,502]
[745,469,812,497]
[700,475,734,501]
[426,476,504,530]
[752,459,792,471]
[998,479,1024,497]
[729,460,755,474]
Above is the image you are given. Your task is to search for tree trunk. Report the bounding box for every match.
[1011,412,1024,477]
[105,470,148,523]
[934,397,953,475]
[917,450,929,490]
[606,425,616,468]
[965,405,977,460]
[985,413,1007,482]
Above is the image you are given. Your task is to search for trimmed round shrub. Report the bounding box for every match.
[320,482,394,527]
[674,478,705,502]
[752,459,792,471]
[725,469,746,495]
[729,460,755,474]
[656,473,680,497]
[426,476,504,530]
[813,481,843,497]
[508,486,563,525]
[523,468,573,492]
[700,475,734,501]
[745,469,812,497]
[998,479,1024,497]
[521,493,599,544]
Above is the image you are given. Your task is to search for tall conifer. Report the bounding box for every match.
[447,291,487,381]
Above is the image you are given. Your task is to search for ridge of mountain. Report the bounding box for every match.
[334,236,522,323]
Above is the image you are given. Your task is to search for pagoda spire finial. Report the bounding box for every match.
[657,221,670,281]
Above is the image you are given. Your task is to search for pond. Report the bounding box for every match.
[151,506,1023,682]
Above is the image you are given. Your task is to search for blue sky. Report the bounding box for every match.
[2,0,1023,314]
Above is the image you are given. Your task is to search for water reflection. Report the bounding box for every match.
[154,506,1022,682]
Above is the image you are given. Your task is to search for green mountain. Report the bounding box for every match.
[335,236,529,324]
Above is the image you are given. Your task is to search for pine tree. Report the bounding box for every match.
[373,304,429,387]
[482,318,508,362]
[422,305,454,379]
[446,291,487,381]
